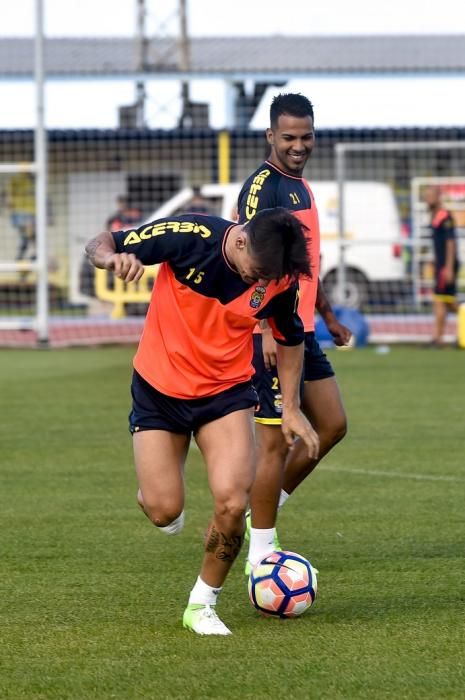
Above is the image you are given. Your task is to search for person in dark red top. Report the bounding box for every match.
[423,185,460,346]
[85,206,319,636]
[237,93,351,572]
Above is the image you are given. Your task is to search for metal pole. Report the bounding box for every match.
[410,180,420,307]
[135,0,147,128]
[335,143,347,305]
[224,80,235,130]
[178,0,190,126]
[35,0,48,345]
[179,0,190,72]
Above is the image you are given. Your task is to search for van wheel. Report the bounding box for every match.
[322,270,369,309]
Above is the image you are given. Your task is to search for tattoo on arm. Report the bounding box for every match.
[85,237,103,265]
[205,524,243,562]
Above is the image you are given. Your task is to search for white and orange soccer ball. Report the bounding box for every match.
[248,550,318,618]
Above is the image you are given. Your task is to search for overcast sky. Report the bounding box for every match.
[4,0,465,37]
[1,0,465,129]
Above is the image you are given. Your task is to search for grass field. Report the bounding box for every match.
[1,345,464,699]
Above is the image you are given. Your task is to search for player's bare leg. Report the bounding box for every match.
[282,376,347,494]
[432,298,448,345]
[195,408,255,587]
[432,299,458,346]
[183,408,255,635]
[245,423,288,571]
[246,377,346,572]
[133,430,190,531]
[250,424,288,528]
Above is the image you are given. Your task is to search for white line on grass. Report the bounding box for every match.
[189,442,463,483]
[323,466,465,483]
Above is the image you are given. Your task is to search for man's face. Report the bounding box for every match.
[266,113,315,176]
[234,240,271,286]
[423,186,441,209]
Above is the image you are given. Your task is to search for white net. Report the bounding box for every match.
[0,3,464,347]
[332,142,465,344]
[0,162,38,334]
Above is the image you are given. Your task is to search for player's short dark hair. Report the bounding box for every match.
[270,93,314,129]
[245,207,311,282]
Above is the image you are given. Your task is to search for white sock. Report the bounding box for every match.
[188,576,222,606]
[248,527,276,566]
[278,490,290,510]
[157,511,185,535]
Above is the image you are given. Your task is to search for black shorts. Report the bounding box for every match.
[303,332,335,382]
[252,331,334,424]
[434,264,459,299]
[129,370,258,435]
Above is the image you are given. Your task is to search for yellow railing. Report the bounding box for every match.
[94,265,159,319]
[218,130,231,184]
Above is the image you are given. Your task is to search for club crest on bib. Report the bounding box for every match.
[250,285,266,309]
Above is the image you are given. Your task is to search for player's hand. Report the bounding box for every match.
[326,319,352,347]
[104,252,145,283]
[443,266,454,285]
[261,327,278,369]
[281,408,319,460]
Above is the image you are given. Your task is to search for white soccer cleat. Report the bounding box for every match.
[182,604,232,636]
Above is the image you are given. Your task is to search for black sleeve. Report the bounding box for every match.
[265,283,304,346]
[111,216,214,266]
[238,172,278,224]
[442,215,456,242]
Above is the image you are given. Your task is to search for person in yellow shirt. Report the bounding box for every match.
[6,172,36,261]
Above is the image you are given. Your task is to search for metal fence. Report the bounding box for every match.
[1,3,464,347]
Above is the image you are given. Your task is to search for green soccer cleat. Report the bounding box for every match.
[182,604,232,636]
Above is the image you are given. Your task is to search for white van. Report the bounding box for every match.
[147,181,405,308]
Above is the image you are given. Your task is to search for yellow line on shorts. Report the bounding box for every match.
[254,418,282,425]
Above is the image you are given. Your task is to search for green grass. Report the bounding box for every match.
[1,345,464,699]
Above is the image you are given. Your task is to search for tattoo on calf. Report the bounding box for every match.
[205,524,243,562]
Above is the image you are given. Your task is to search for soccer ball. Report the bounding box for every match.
[248,550,317,618]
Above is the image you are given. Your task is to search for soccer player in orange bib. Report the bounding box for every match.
[85,206,319,635]
[237,93,351,572]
